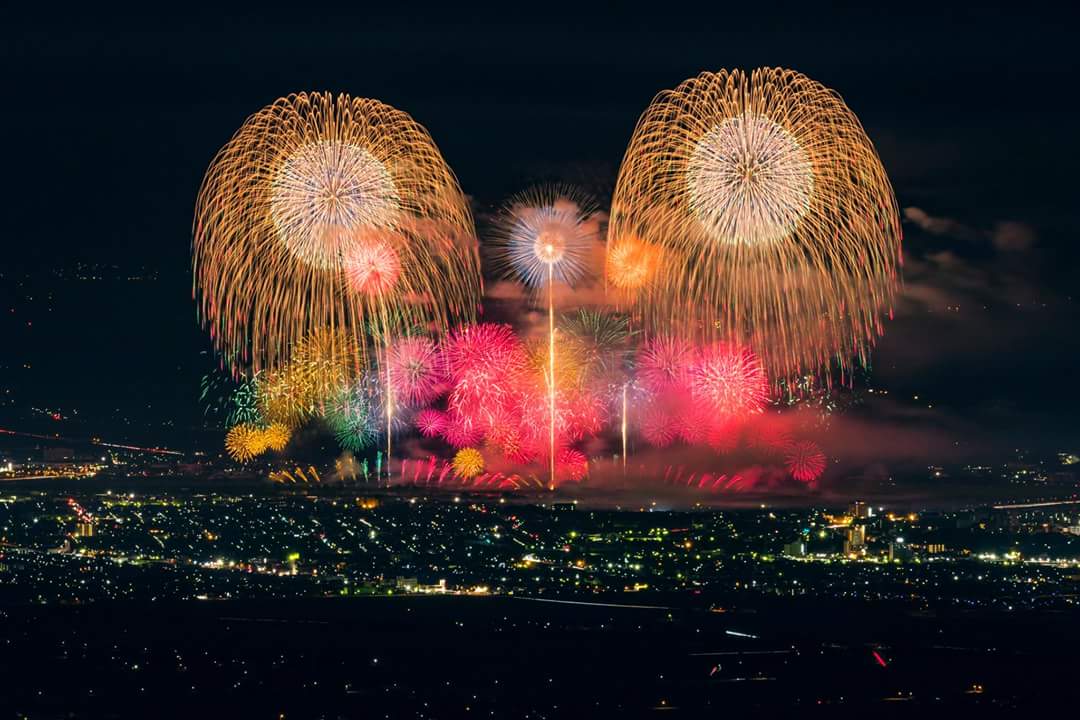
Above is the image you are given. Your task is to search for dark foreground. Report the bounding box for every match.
[2,595,1079,718]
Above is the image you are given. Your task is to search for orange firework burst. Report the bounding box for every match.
[605,233,661,294]
[609,68,901,381]
[194,91,481,375]
[452,447,485,479]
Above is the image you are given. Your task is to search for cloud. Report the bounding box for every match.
[903,206,979,241]
[991,221,1036,252]
[903,207,1037,253]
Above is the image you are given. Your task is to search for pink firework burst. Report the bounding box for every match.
[414,408,448,438]
[674,400,711,444]
[442,323,528,425]
[637,336,693,393]
[690,342,769,417]
[440,323,525,381]
[344,237,400,296]
[785,440,827,483]
[387,336,441,406]
[557,448,589,482]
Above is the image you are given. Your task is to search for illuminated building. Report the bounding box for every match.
[844,525,866,556]
[849,501,873,519]
[783,540,807,557]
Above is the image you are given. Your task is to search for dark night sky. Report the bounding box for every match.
[2,5,1078,461]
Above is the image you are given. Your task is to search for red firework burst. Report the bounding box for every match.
[674,401,711,444]
[785,440,826,483]
[440,323,526,380]
[441,323,528,426]
[343,237,401,296]
[689,342,769,417]
[744,419,792,455]
[387,336,441,406]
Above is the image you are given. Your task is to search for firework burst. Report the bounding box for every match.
[489,185,601,289]
[689,342,769,416]
[387,336,441,406]
[637,336,693,393]
[785,440,827,483]
[414,408,448,438]
[609,68,901,381]
[225,423,266,462]
[193,91,480,375]
[452,447,485,479]
[325,381,377,453]
[262,423,291,452]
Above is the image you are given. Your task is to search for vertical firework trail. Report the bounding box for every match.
[548,263,555,489]
[621,383,628,477]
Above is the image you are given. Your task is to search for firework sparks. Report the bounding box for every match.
[262,423,291,452]
[414,407,448,438]
[689,342,769,416]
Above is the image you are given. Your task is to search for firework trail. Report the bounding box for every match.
[490,185,602,490]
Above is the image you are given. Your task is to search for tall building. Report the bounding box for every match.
[844,524,866,555]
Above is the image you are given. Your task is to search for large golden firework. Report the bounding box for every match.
[609,68,901,381]
[194,91,481,375]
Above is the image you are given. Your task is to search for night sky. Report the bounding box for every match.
[3,5,1078,463]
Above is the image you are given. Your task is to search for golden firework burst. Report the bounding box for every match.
[609,68,901,381]
[225,423,266,462]
[452,447,485,479]
[194,91,481,375]
[261,423,291,452]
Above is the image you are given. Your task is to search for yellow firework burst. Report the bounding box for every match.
[225,423,266,462]
[261,423,291,452]
[609,68,901,380]
[194,91,481,375]
[452,447,485,479]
